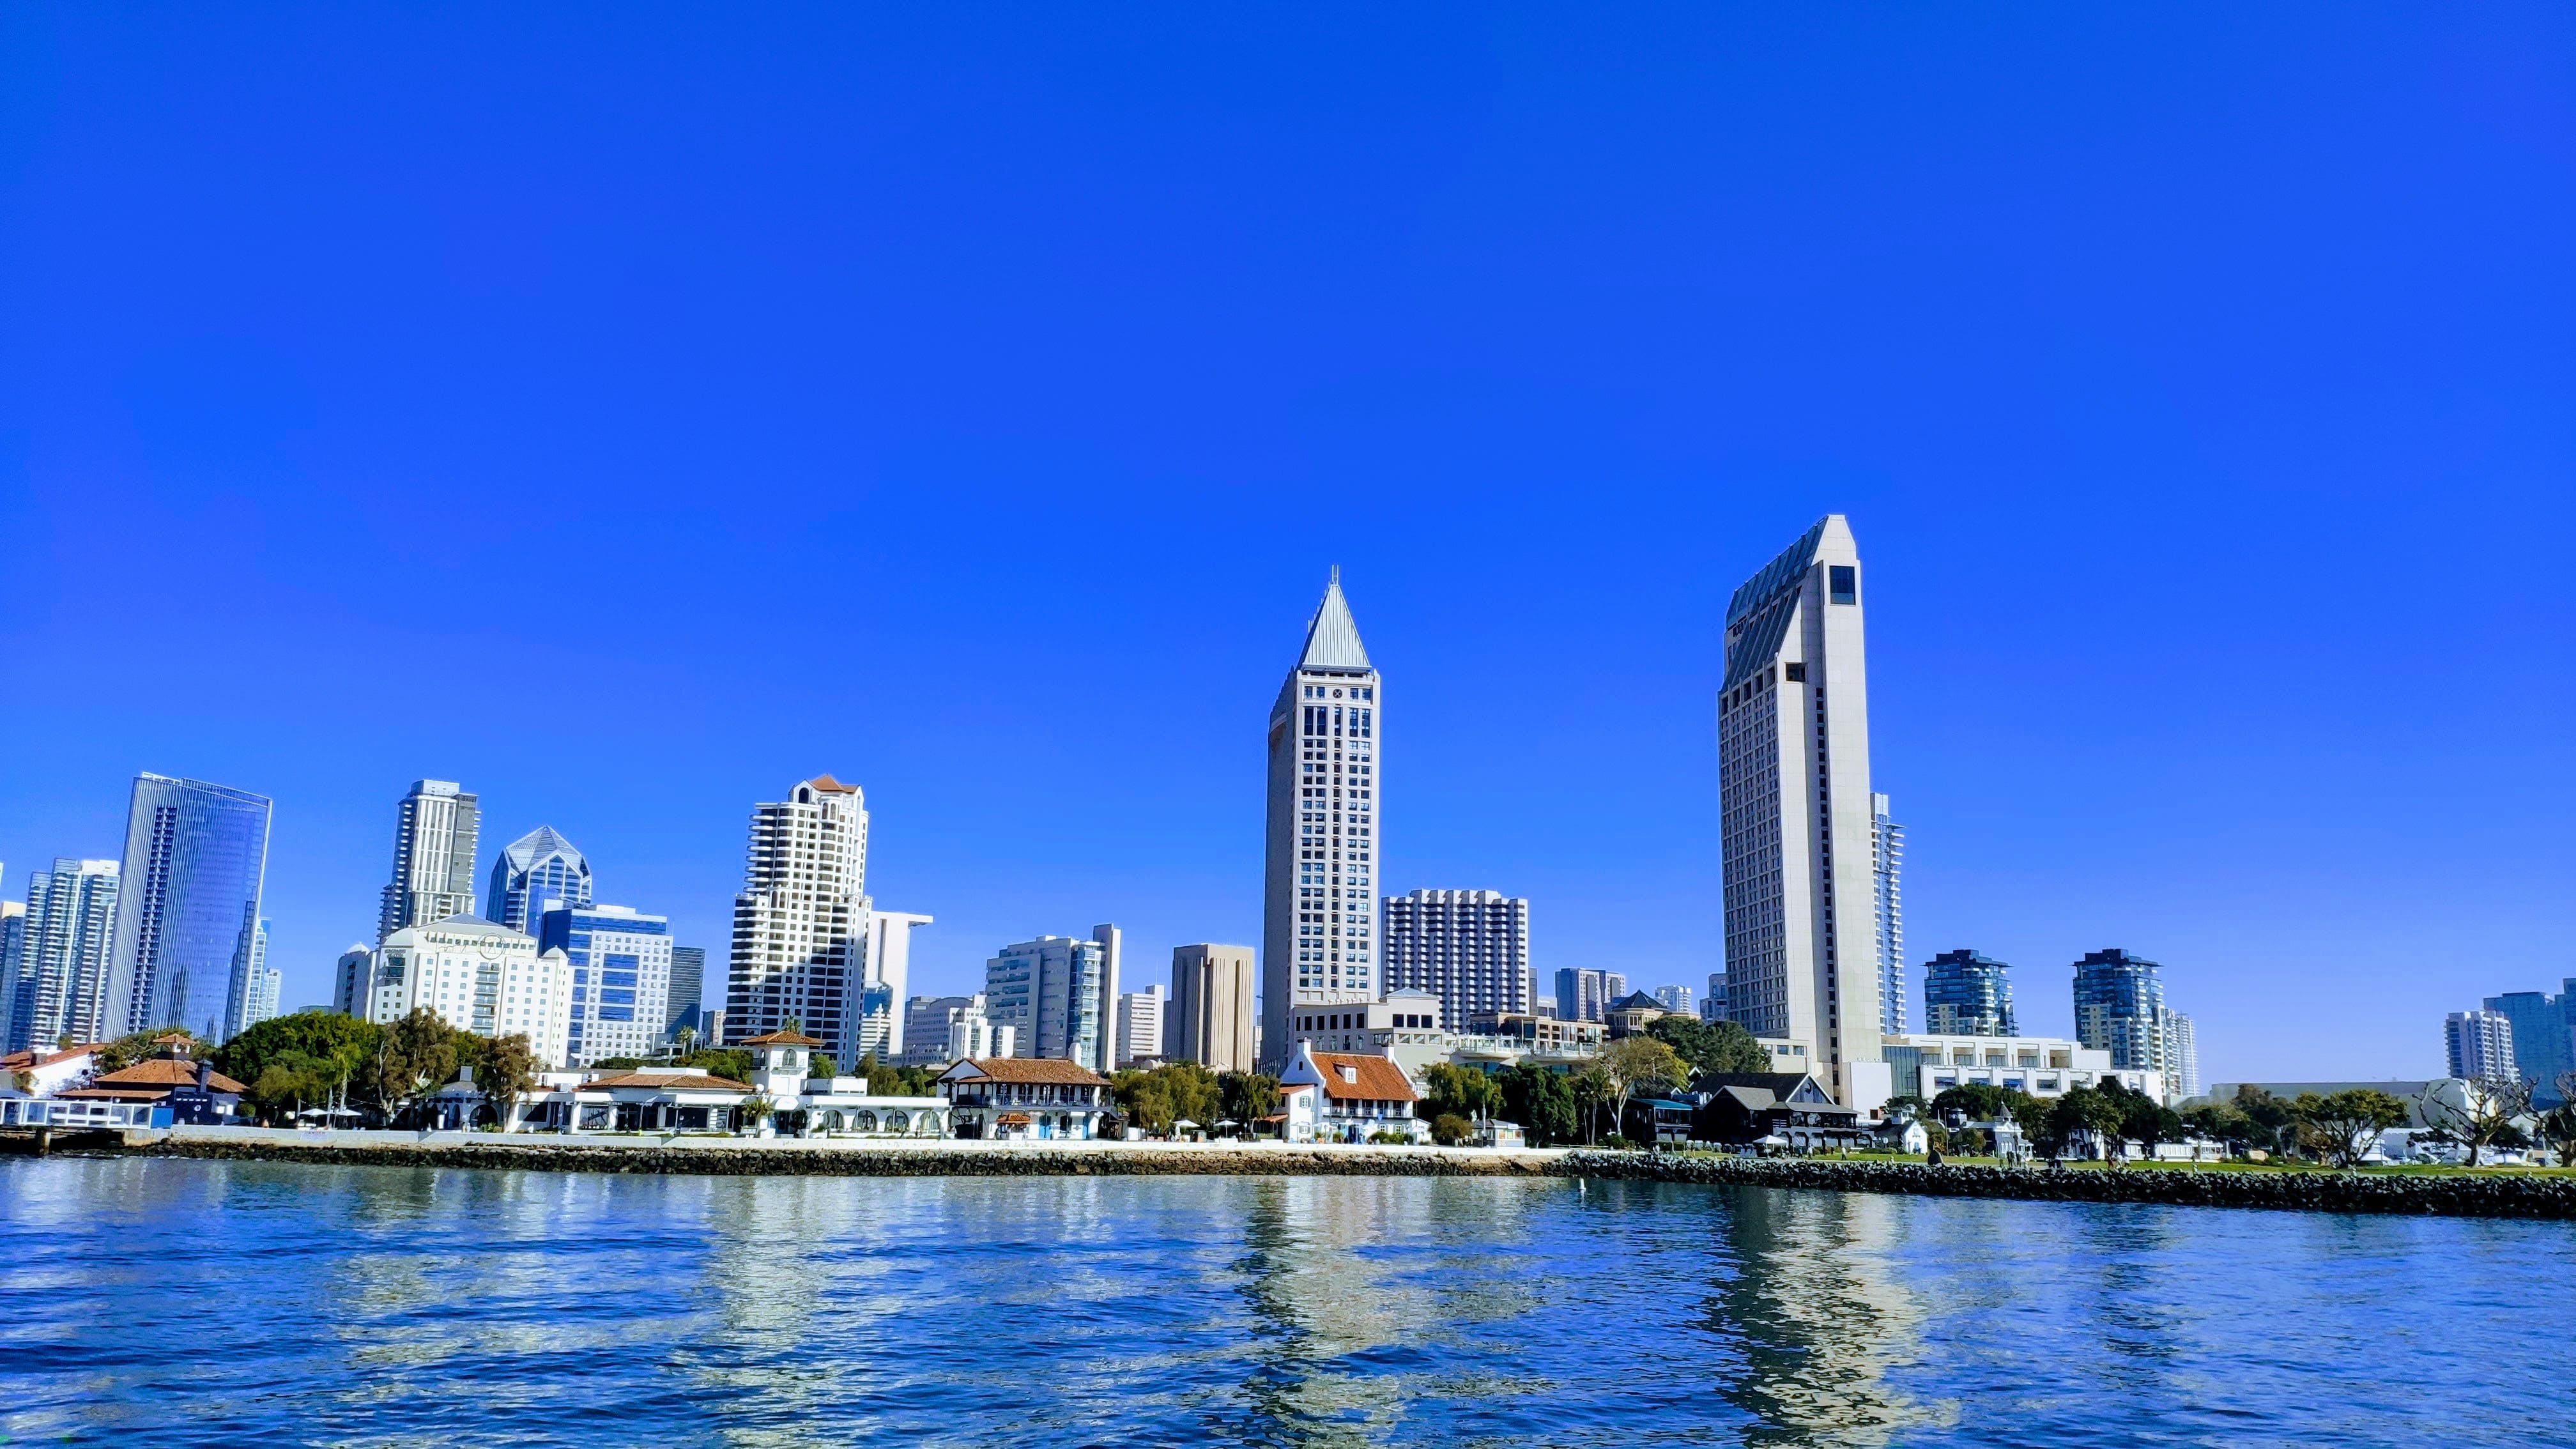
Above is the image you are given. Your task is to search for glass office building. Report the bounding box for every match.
[105,774,273,1041]
[1922,949,2016,1037]
[541,903,673,1068]
[487,825,594,935]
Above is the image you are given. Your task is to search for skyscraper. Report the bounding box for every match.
[240,919,280,1030]
[1116,985,1165,1067]
[1382,891,1531,1029]
[0,898,22,1050]
[1555,967,1627,1025]
[1653,983,1695,1015]
[1871,792,1905,1036]
[984,926,1122,1072]
[724,776,869,1062]
[2481,981,2575,1105]
[2072,948,2170,1074]
[380,780,480,942]
[1922,949,2015,1036]
[863,910,934,1056]
[1703,969,1728,1023]
[2447,1008,2518,1082]
[13,860,121,1050]
[1261,571,1380,1068]
[1717,516,1882,1100]
[2163,1011,2201,1100]
[1170,944,1255,1073]
[665,945,706,1042]
[540,902,672,1068]
[101,774,273,1041]
[485,825,593,934]
[332,944,372,1015]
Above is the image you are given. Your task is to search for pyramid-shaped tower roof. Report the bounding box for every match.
[1298,568,1372,671]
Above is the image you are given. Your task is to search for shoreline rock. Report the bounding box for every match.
[98,1136,2576,1218]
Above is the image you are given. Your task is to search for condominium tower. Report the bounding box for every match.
[666,945,707,1041]
[379,780,480,942]
[1717,516,1882,1099]
[983,926,1123,1073]
[1556,967,1627,1025]
[724,776,869,1062]
[1381,890,1532,1027]
[1922,949,2015,1036]
[486,825,593,934]
[1261,571,1381,1068]
[8,860,120,1051]
[1871,792,1905,1036]
[2072,948,2170,1075]
[105,773,273,1041]
[1170,944,1255,1072]
[2446,1009,2518,1082]
[2483,981,2575,1105]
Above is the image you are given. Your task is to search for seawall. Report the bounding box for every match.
[98,1134,2576,1218]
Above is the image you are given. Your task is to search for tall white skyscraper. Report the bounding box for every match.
[983,926,1122,1073]
[1116,984,1165,1067]
[1717,516,1882,1101]
[862,909,934,1056]
[332,944,372,1016]
[2446,1009,2516,1082]
[241,919,280,1029]
[1871,791,1905,1036]
[486,825,593,934]
[1381,890,1531,1029]
[13,859,121,1050]
[380,780,480,943]
[724,776,869,1063]
[1261,571,1381,1068]
[2165,1011,2202,1100]
[1653,983,1695,1015]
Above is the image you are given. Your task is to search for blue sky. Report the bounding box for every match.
[2,7,2568,1082]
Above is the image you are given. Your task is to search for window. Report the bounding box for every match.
[1829,565,1856,604]
[1784,662,1805,682]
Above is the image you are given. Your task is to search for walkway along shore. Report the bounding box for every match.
[59,1128,2576,1220]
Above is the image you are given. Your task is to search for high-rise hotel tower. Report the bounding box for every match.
[1261,571,1380,1068]
[725,776,869,1062]
[1717,516,1882,1100]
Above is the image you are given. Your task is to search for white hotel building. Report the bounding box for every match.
[1261,571,1380,1069]
[363,914,572,1067]
[1718,516,1882,1102]
[726,776,869,1064]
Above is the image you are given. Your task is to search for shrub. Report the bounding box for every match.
[1430,1113,1474,1146]
[1600,1135,1635,1151]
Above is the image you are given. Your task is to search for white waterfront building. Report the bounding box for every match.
[1261,571,1381,1068]
[1381,891,1531,1035]
[539,903,673,1068]
[364,914,572,1066]
[1890,1032,2169,1106]
[379,780,480,943]
[1718,516,1883,1102]
[724,776,869,1064]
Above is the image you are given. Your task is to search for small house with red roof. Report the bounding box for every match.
[1276,1045,1426,1144]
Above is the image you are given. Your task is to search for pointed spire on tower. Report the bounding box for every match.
[1298,568,1371,670]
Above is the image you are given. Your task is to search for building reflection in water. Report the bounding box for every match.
[1680,1182,1949,1446]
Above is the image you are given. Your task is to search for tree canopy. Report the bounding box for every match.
[1646,1015,1770,1077]
[215,1010,383,1123]
[1112,1061,1223,1135]
[2296,1089,2411,1167]
[1421,1062,1502,1123]
[1494,1064,1579,1146]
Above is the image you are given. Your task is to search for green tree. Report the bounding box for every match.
[217,1011,381,1124]
[1931,1082,2011,1124]
[1597,1035,1688,1145]
[1495,1064,1579,1147]
[1646,1015,1772,1077]
[2535,1077,2576,1169]
[1569,1064,1614,1145]
[2231,1085,2297,1155]
[475,1034,544,1132]
[369,1009,463,1126]
[1429,1113,1475,1146]
[1216,1071,1279,1133]
[2103,1079,2184,1160]
[2291,1089,2409,1169]
[1422,1062,1501,1123]
[1113,1061,1222,1135]
[2041,1086,2126,1160]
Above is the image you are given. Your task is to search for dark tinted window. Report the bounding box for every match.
[1829,565,1857,604]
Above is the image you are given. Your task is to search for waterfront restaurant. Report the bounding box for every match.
[937,1057,1110,1140]
[1277,1045,1427,1144]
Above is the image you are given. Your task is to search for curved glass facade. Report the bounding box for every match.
[105,774,272,1041]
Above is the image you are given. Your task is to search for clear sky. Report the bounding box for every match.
[3,8,2568,1082]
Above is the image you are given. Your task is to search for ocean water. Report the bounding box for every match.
[0,1157,2564,1447]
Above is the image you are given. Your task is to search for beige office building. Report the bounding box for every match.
[1171,943,1255,1073]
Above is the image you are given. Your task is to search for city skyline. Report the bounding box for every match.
[3,11,2566,1085]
